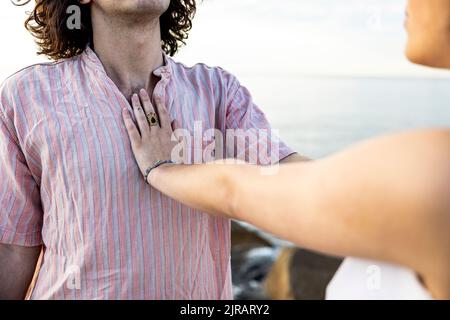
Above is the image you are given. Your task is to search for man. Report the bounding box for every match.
[0,0,303,299]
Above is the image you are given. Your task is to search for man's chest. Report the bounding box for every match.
[19,86,224,184]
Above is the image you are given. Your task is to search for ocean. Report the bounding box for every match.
[232,76,450,298]
[241,76,450,159]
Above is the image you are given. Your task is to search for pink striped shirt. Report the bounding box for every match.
[0,47,294,300]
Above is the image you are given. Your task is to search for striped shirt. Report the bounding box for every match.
[0,46,294,300]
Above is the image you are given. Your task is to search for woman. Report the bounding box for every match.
[122,0,450,299]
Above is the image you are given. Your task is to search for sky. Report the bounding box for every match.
[1,0,450,81]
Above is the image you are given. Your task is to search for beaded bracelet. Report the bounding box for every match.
[143,160,175,185]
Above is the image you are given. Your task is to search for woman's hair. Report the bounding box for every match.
[24,0,197,60]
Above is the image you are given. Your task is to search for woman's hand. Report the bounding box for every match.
[122,89,178,179]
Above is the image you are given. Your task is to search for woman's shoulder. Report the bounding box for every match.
[395,128,450,169]
[386,128,450,190]
[375,128,450,146]
[361,128,450,164]
[404,128,450,143]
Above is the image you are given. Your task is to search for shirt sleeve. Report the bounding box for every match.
[0,108,43,246]
[224,77,296,165]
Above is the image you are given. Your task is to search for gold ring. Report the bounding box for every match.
[146,112,159,127]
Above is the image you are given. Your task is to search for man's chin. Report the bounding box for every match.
[96,0,170,18]
[118,0,170,14]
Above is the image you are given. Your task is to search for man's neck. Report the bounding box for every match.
[91,11,164,100]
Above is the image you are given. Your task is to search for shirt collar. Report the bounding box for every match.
[81,44,172,79]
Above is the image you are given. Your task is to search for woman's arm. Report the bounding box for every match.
[149,129,450,255]
[148,129,450,295]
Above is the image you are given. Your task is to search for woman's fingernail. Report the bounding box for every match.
[140,88,146,95]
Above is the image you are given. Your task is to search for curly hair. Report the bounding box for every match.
[24,0,197,60]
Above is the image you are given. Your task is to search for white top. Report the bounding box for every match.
[326,257,433,300]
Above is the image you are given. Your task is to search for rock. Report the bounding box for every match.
[231,221,343,300]
[264,248,343,300]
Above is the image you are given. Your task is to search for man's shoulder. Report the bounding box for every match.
[168,58,226,75]
[168,58,239,89]
[0,58,80,116]
[0,58,77,95]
